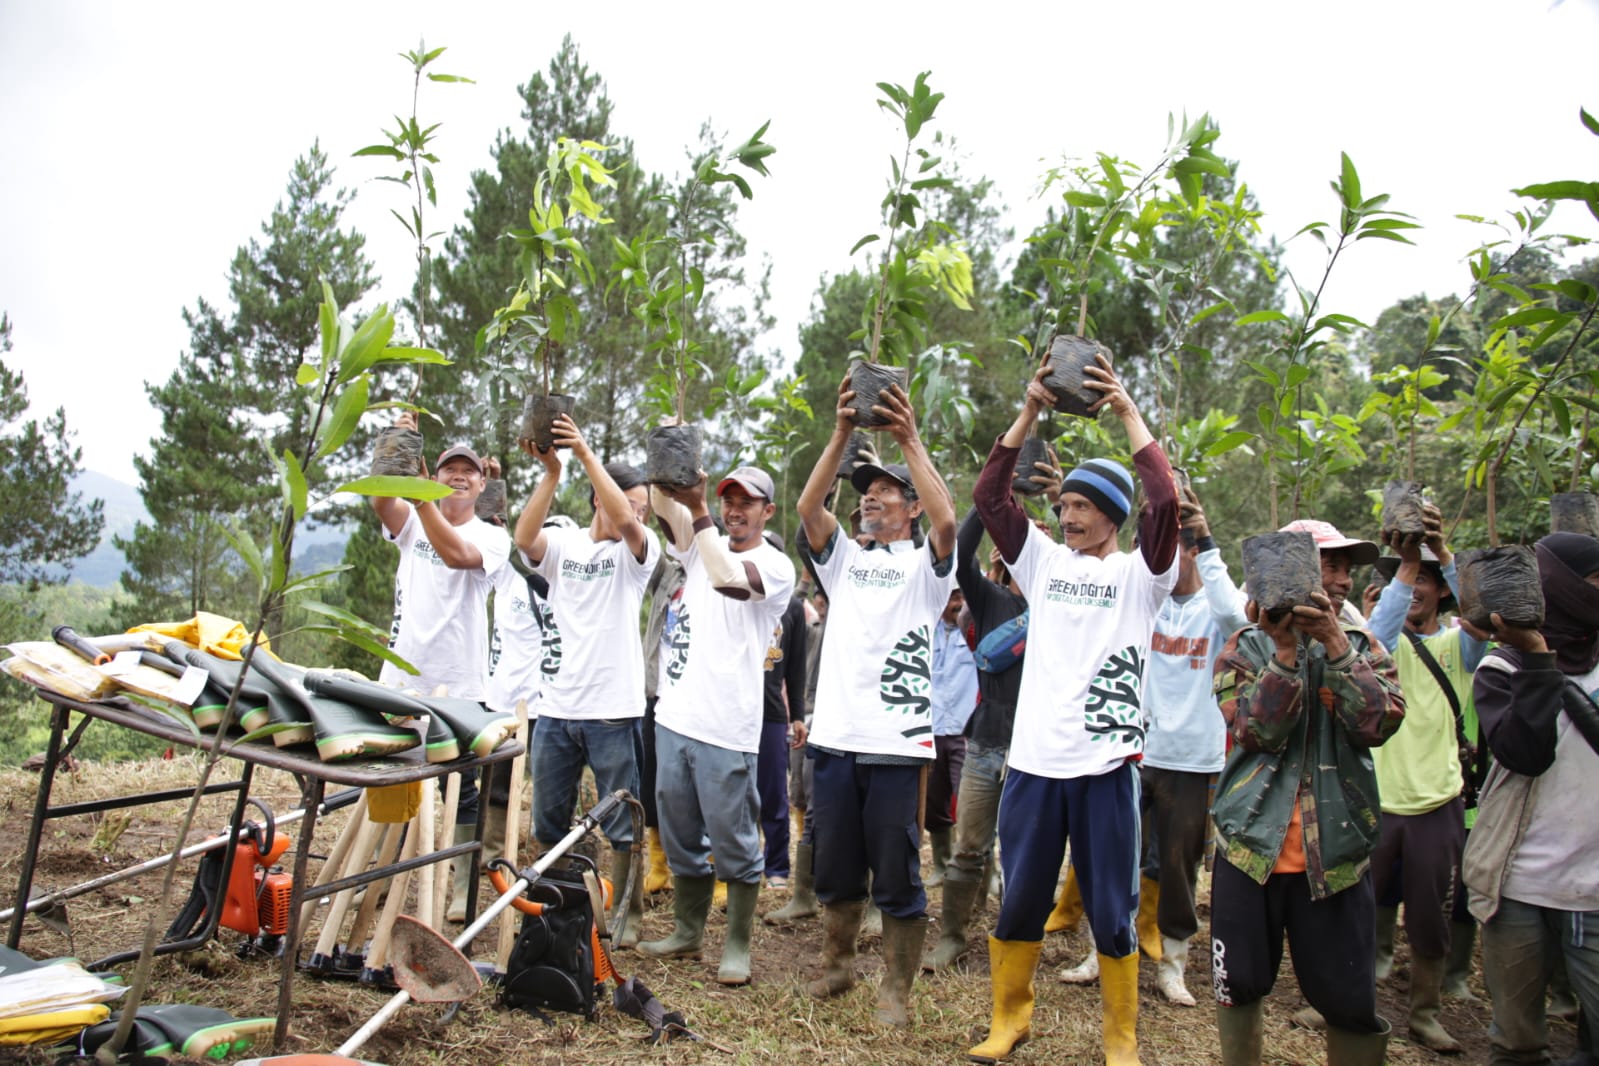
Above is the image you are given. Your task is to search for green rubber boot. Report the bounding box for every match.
[637,874,713,958]
[1217,1001,1264,1065]
[924,876,980,972]
[718,880,760,986]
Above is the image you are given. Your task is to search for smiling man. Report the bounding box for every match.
[969,355,1178,1066]
[1209,519,1405,1065]
[639,465,795,986]
[1362,506,1486,1052]
[795,371,956,1028]
[371,413,511,920]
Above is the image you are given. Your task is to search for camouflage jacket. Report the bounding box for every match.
[1212,624,1405,899]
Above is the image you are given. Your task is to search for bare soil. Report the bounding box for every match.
[0,754,1580,1064]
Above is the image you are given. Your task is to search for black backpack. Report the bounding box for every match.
[499,857,602,1019]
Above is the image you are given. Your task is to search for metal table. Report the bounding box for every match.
[8,688,522,1049]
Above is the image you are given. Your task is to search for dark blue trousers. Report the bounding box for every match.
[757,719,792,877]
[809,748,926,920]
[994,762,1141,957]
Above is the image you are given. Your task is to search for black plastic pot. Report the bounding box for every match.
[1012,437,1050,496]
[1457,546,1545,631]
[370,426,424,477]
[1041,335,1114,418]
[1550,491,1599,538]
[1380,480,1428,537]
[836,430,877,481]
[1241,531,1321,621]
[645,424,704,488]
[519,393,574,452]
[476,479,508,522]
[849,362,908,429]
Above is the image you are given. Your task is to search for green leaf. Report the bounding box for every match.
[850,234,881,255]
[335,306,396,383]
[335,475,454,500]
[1583,108,1599,137]
[296,363,320,387]
[369,346,451,369]
[235,722,310,746]
[280,564,353,596]
[353,144,405,159]
[314,375,368,462]
[280,450,308,522]
[1338,152,1361,208]
[1236,309,1290,327]
[299,624,419,675]
[1512,180,1597,202]
[223,519,264,584]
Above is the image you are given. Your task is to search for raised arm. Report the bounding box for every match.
[371,410,419,538]
[562,415,648,563]
[512,441,563,565]
[955,509,988,605]
[1085,356,1173,573]
[873,383,955,561]
[655,478,768,601]
[796,373,855,555]
[1475,622,1562,776]
[1185,488,1250,634]
[1213,624,1305,754]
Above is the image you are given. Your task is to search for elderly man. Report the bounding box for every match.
[1210,519,1405,1066]
[638,466,795,985]
[795,372,957,1027]
[969,355,1178,1066]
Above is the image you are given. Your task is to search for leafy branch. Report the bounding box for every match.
[354,41,472,394]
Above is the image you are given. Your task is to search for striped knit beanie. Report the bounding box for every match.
[1060,458,1135,528]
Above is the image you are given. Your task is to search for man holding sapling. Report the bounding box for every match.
[371,413,511,921]
[969,355,1178,1066]
[513,413,659,948]
[1209,520,1404,1065]
[1359,502,1486,1052]
[795,372,957,1027]
[637,466,795,986]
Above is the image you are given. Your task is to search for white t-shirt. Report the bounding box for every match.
[486,563,549,718]
[1006,523,1177,779]
[1142,549,1249,774]
[806,531,955,759]
[533,524,660,721]
[654,537,795,753]
[378,508,510,702]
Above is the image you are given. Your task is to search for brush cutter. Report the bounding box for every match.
[334,791,637,1058]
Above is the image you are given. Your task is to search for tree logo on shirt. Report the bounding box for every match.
[538,599,562,680]
[664,606,691,684]
[1084,644,1144,744]
[880,624,934,746]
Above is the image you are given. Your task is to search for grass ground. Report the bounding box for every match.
[0,751,1580,1064]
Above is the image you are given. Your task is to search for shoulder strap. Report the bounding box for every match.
[1403,629,1482,802]
[1560,676,1599,759]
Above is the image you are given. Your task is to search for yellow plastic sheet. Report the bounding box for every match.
[128,611,275,661]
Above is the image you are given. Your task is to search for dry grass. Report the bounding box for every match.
[0,755,1579,1064]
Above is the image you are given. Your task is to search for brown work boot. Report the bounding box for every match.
[875,914,928,1026]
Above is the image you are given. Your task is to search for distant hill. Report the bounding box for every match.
[44,471,349,588]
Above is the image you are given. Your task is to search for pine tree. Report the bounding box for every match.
[114,146,375,631]
[0,313,105,591]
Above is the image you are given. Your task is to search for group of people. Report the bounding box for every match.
[371,346,1598,1065]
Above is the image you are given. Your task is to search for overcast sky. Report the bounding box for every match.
[3,0,1596,484]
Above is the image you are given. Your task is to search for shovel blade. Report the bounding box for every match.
[388,915,481,1003]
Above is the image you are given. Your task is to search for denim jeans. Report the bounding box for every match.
[531,716,641,847]
[948,742,1006,884]
[653,724,763,883]
[1482,897,1599,1064]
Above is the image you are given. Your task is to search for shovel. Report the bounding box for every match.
[334,791,628,1058]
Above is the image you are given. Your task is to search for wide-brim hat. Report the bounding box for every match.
[1279,518,1379,567]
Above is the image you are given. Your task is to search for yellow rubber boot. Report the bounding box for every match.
[1135,876,1162,961]
[710,853,727,910]
[643,827,672,895]
[967,938,1042,1063]
[1101,952,1142,1066]
[1044,865,1083,935]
